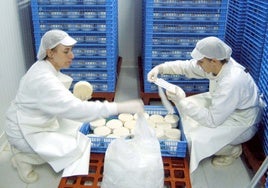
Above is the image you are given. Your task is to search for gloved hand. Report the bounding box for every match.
[147,65,163,82]
[73,81,93,101]
[117,99,144,114]
[166,85,186,104]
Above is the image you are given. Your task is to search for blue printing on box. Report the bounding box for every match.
[143,34,225,46]
[70,80,116,92]
[144,0,228,8]
[79,105,187,157]
[144,17,227,25]
[70,58,116,69]
[33,20,117,33]
[144,46,193,59]
[31,1,118,23]
[60,68,117,81]
[31,4,118,17]
[144,24,226,35]
[147,8,227,22]
[143,80,209,93]
[32,7,116,19]
[35,0,116,6]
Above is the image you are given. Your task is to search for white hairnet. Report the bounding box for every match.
[191,36,232,61]
[37,30,77,60]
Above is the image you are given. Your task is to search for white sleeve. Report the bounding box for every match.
[160,59,207,79]
[36,75,118,122]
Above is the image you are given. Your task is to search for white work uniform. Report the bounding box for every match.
[5,60,118,176]
[160,58,263,173]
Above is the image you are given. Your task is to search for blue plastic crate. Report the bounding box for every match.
[242,36,265,57]
[79,105,188,157]
[246,14,268,33]
[243,27,266,46]
[228,0,247,8]
[248,0,268,16]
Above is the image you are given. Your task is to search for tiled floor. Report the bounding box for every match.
[0,67,263,188]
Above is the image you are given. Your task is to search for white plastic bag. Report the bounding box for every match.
[101,113,164,188]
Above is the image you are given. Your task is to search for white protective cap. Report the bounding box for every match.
[37,29,77,60]
[191,36,232,61]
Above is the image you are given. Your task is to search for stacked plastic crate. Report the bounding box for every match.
[224,0,247,63]
[259,30,268,154]
[240,0,268,83]
[142,0,228,94]
[257,29,268,187]
[31,0,118,93]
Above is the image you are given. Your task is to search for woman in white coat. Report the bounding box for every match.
[5,29,144,183]
[147,36,264,174]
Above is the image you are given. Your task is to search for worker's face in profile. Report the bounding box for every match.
[197,58,213,73]
[48,44,74,71]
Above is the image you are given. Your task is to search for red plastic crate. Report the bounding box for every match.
[58,153,191,188]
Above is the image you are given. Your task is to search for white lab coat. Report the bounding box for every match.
[161,58,263,173]
[5,60,118,176]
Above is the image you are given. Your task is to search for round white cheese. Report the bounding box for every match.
[73,81,93,100]
[118,113,134,123]
[149,114,164,124]
[113,127,130,138]
[106,119,123,130]
[93,126,111,137]
[164,114,179,128]
[90,118,106,130]
[124,120,136,130]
